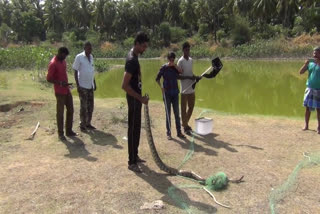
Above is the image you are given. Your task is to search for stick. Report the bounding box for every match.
[27,121,40,140]
[229,175,244,183]
[203,187,231,209]
[182,66,212,94]
[163,92,172,133]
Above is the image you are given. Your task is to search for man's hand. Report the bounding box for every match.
[59,81,69,87]
[195,76,202,82]
[140,95,149,105]
[161,87,165,94]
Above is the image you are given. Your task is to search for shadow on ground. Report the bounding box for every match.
[171,133,237,156]
[86,129,122,149]
[61,136,98,162]
[136,164,217,213]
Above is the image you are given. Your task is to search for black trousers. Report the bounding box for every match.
[126,94,142,165]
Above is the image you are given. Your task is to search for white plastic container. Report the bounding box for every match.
[195,117,213,135]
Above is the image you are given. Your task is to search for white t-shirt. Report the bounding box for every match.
[72,51,95,89]
[177,56,194,94]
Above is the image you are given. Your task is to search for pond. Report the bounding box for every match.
[95,59,308,118]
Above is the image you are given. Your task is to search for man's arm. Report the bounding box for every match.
[93,79,97,91]
[299,60,309,74]
[122,72,148,105]
[74,70,79,87]
[72,55,80,88]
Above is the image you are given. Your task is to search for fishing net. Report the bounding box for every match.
[205,172,228,191]
[168,110,231,213]
[269,152,320,214]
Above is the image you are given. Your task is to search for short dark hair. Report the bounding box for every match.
[134,31,149,45]
[167,51,176,59]
[58,47,69,55]
[182,42,190,50]
[84,41,92,48]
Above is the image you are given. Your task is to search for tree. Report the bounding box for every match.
[29,0,46,40]
[180,0,197,31]
[0,0,13,27]
[62,0,80,30]
[165,0,182,26]
[94,0,117,39]
[276,0,299,28]
[44,0,64,41]
[252,0,276,23]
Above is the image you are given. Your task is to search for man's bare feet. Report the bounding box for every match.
[302,127,309,131]
[317,128,320,134]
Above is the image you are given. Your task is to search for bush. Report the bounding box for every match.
[123,37,134,49]
[231,17,251,46]
[85,30,101,48]
[198,23,209,40]
[62,31,77,47]
[46,31,61,43]
[292,16,305,36]
[95,60,109,73]
[216,30,226,42]
[170,27,186,43]
[159,22,171,47]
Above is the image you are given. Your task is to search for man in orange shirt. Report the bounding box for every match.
[47,47,77,140]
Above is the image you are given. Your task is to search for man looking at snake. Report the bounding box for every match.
[156,51,195,140]
[122,32,149,173]
[177,42,201,135]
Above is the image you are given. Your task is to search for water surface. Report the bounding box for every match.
[96,59,307,118]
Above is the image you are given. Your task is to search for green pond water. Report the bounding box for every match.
[95,59,308,118]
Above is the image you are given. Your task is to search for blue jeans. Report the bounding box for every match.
[163,93,182,136]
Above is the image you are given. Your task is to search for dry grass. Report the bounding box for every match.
[1,71,320,213]
[292,33,320,46]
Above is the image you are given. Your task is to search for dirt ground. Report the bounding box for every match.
[0,70,320,214]
[0,93,320,214]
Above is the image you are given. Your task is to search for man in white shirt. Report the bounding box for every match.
[73,42,96,132]
[177,42,200,135]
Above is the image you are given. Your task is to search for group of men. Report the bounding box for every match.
[47,42,96,141]
[47,32,202,173]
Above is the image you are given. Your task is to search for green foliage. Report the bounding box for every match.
[0,46,55,70]
[123,37,135,49]
[0,0,318,50]
[292,16,304,36]
[231,16,251,46]
[170,27,186,43]
[94,60,109,73]
[216,30,227,42]
[46,31,61,43]
[198,23,209,40]
[85,30,100,47]
[159,22,171,47]
[0,23,12,45]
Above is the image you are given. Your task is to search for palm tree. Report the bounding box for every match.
[252,0,276,22]
[276,0,299,28]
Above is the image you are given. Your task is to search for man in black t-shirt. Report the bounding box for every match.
[122,32,149,173]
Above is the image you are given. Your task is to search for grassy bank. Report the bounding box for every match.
[1,34,320,72]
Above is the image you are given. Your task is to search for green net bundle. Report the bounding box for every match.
[205,172,229,191]
[269,152,320,214]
